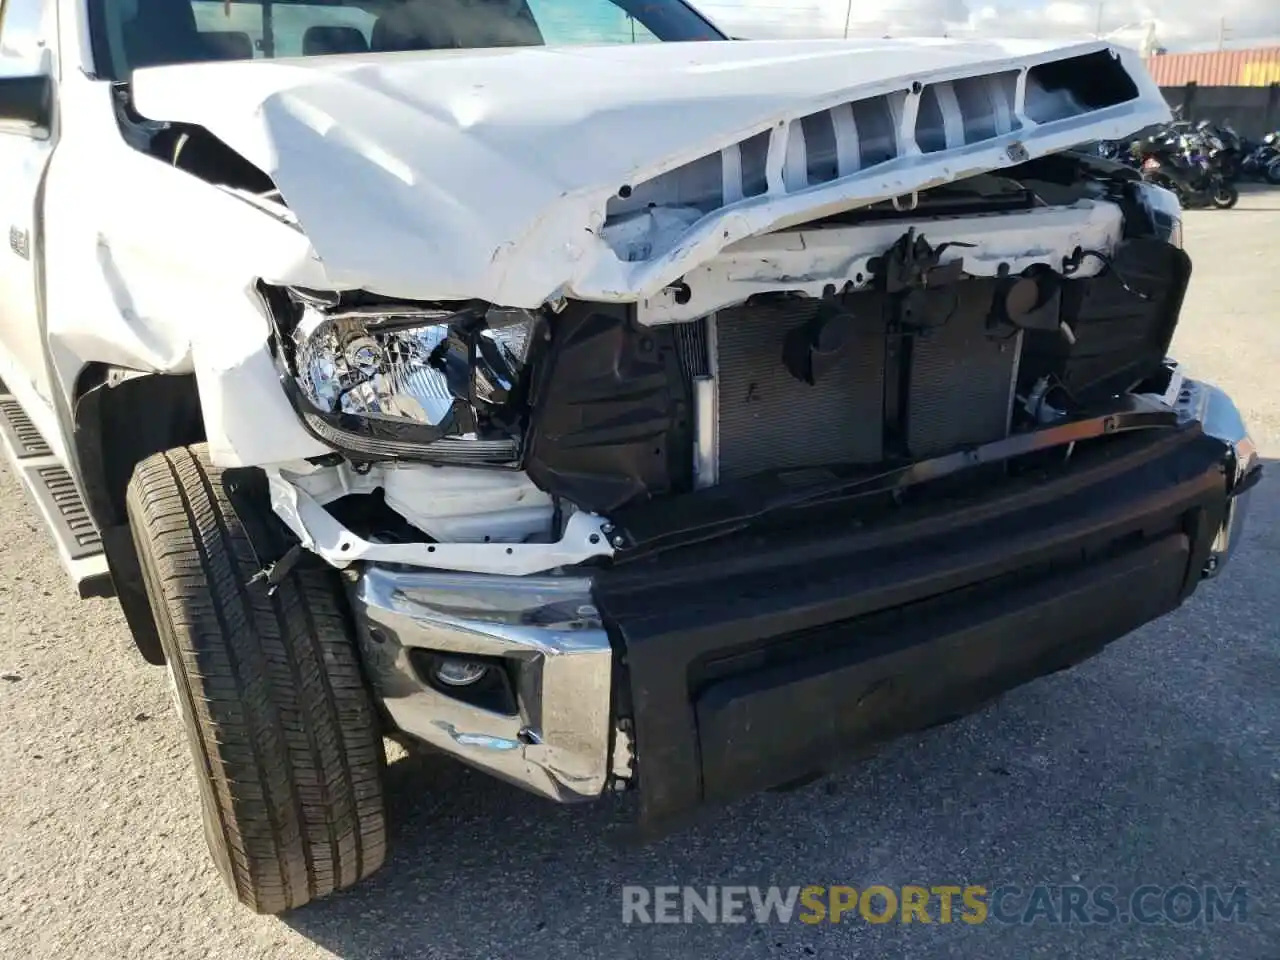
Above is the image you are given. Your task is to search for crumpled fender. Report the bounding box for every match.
[40,82,331,466]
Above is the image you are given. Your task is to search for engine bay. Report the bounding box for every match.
[260,151,1192,575]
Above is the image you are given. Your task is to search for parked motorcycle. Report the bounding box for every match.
[1240,132,1280,185]
[1136,135,1238,209]
[1195,120,1243,181]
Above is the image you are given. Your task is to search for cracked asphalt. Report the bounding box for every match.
[1,192,1277,960]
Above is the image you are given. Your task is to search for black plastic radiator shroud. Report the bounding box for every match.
[522,301,695,514]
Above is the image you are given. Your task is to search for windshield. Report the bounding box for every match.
[89,0,724,79]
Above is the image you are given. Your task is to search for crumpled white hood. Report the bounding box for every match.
[129,38,1169,307]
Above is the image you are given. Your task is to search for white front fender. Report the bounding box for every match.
[40,81,335,466]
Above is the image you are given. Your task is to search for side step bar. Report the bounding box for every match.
[0,385,113,598]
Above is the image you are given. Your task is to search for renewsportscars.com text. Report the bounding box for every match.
[621,884,1249,926]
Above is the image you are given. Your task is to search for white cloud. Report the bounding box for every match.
[699,0,1280,51]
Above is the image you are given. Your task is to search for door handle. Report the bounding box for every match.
[9,226,30,260]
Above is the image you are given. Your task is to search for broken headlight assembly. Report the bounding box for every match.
[275,292,540,465]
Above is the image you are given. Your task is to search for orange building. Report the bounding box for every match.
[1144,47,1280,87]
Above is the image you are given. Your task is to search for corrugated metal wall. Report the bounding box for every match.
[1156,83,1280,138]
[1144,47,1280,87]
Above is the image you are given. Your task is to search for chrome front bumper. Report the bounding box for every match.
[1169,371,1259,576]
[350,368,1257,804]
[351,569,622,802]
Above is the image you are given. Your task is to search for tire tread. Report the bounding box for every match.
[125,445,386,914]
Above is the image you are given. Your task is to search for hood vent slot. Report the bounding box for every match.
[603,50,1143,264]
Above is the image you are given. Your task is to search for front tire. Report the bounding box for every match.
[126,445,387,914]
[1212,181,1239,209]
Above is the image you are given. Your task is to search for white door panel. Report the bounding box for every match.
[0,129,53,402]
[0,0,56,410]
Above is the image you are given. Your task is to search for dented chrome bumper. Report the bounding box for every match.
[350,567,620,801]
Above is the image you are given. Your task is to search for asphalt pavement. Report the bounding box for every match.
[0,191,1277,960]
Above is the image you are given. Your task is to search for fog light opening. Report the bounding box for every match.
[433,658,491,687]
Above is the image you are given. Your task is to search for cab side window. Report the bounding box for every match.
[0,0,48,75]
[525,0,659,44]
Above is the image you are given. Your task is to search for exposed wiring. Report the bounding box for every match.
[1067,249,1152,301]
[905,288,960,333]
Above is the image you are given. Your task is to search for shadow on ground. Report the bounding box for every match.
[283,463,1279,960]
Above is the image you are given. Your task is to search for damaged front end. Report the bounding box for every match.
[111,39,1258,819]
[255,286,619,577]
[256,153,1199,573]
[247,151,1259,818]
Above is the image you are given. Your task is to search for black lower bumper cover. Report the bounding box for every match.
[592,426,1231,828]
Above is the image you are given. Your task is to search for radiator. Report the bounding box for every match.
[691,284,1020,482]
[713,299,885,482]
[905,283,1023,458]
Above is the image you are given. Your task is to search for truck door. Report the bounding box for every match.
[0,0,56,409]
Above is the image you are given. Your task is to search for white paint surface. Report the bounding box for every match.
[18,22,1175,576]
[636,199,1124,324]
[127,38,1169,308]
[267,467,614,575]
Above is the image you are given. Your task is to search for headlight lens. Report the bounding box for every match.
[286,299,538,464]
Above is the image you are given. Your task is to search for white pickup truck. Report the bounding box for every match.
[0,0,1259,915]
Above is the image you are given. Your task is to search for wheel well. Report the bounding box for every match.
[73,364,205,664]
